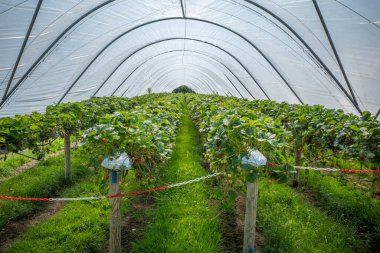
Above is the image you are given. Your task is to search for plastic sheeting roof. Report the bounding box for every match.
[0,0,379,118]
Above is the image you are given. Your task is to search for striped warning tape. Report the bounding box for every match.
[1,165,378,202]
[266,163,380,174]
[0,172,223,202]
[294,166,380,173]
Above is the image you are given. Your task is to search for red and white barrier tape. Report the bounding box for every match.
[266,162,379,174]
[0,172,223,202]
[1,164,378,202]
[294,166,380,174]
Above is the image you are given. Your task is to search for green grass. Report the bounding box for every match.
[257,177,367,253]
[6,170,139,253]
[0,138,66,178]
[0,151,33,177]
[0,148,89,229]
[300,171,380,248]
[131,110,222,253]
[6,173,108,252]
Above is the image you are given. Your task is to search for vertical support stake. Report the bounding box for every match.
[64,133,72,183]
[295,167,300,185]
[293,148,302,187]
[372,171,378,197]
[109,170,121,253]
[243,180,258,253]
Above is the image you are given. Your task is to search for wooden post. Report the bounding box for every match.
[293,148,302,188]
[243,179,258,253]
[109,170,121,253]
[372,172,378,198]
[64,132,72,183]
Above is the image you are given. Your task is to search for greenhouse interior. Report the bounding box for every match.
[0,1,379,253]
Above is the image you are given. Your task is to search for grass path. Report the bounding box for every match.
[5,171,111,252]
[0,148,90,229]
[257,178,368,252]
[131,108,222,253]
[296,171,380,251]
[4,158,143,253]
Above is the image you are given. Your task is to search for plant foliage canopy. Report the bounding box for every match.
[172,85,195,94]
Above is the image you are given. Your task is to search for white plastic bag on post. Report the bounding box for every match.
[241,149,267,166]
[101,152,132,171]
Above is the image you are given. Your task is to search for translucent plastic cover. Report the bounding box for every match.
[0,0,379,118]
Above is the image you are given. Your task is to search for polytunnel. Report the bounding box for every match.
[0,0,380,118]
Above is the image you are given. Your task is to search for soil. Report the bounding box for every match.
[0,201,64,253]
[294,185,323,208]
[219,194,264,253]
[103,194,155,253]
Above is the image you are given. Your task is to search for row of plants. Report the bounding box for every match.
[0,93,179,184]
[0,96,133,161]
[188,94,379,191]
[189,94,380,169]
[82,95,183,185]
[187,94,379,251]
[247,99,380,173]
[4,98,194,253]
[0,94,183,232]
[188,95,287,183]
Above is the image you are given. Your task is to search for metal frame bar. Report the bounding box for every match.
[2,0,43,101]
[180,0,185,18]
[224,74,245,98]
[333,0,380,30]
[0,0,117,109]
[243,0,360,113]
[112,50,248,98]
[92,37,259,99]
[312,0,361,114]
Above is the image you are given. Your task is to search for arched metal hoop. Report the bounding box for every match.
[243,0,360,112]
[93,38,261,99]
[0,16,302,107]
[140,65,223,96]
[146,67,238,97]
[114,55,233,97]
[121,66,217,97]
[111,50,248,98]
[56,17,301,103]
